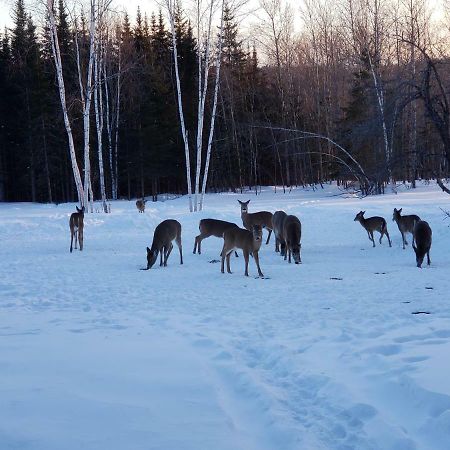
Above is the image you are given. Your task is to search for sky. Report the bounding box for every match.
[0,0,262,29]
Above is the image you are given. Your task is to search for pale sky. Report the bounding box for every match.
[0,0,262,29]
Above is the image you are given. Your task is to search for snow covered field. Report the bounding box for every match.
[1,183,450,450]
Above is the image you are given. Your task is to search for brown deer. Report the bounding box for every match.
[392,208,420,249]
[221,225,264,277]
[272,210,287,255]
[136,198,146,213]
[144,219,183,269]
[354,211,391,247]
[282,215,302,264]
[413,220,432,268]
[193,219,239,255]
[238,200,273,244]
[69,206,85,253]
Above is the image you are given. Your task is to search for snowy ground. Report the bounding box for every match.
[1,182,450,450]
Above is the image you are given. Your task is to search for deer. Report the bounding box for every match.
[413,220,432,268]
[354,211,392,248]
[143,219,183,270]
[282,215,302,264]
[272,210,287,255]
[221,225,264,277]
[238,200,273,244]
[193,219,239,255]
[392,208,421,249]
[69,206,85,253]
[136,198,146,213]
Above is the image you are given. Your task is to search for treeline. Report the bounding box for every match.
[0,0,450,204]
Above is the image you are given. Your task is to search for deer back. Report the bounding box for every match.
[272,211,287,238]
[70,207,84,230]
[223,226,262,253]
[355,212,385,232]
[136,199,146,212]
[282,215,301,244]
[393,209,420,233]
[199,219,239,237]
[413,220,432,254]
[243,211,273,230]
[151,219,181,251]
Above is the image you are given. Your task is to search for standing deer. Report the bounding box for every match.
[221,225,264,277]
[282,215,302,264]
[354,211,392,247]
[69,206,85,253]
[272,210,287,255]
[193,219,239,255]
[413,221,432,268]
[136,198,146,213]
[238,200,273,244]
[144,219,183,269]
[392,208,420,249]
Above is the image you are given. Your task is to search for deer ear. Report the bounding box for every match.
[238,200,242,204]
[246,200,250,204]
[398,208,402,213]
[147,247,150,253]
[362,211,365,215]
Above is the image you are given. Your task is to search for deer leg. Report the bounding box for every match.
[284,244,288,261]
[243,250,250,276]
[226,251,232,274]
[385,230,392,247]
[160,248,164,266]
[288,248,292,263]
[176,237,183,265]
[165,243,174,266]
[193,236,198,254]
[79,229,83,251]
[265,228,272,245]
[427,251,431,266]
[221,246,226,273]
[70,231,74,253]
[253,251,264,278]
[275,236,280,253]
[280,242,286,257]
[74,230,78,249]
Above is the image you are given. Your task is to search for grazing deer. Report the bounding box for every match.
[392,208,420,249]
[136,198,146,213]
[193,219,239,255]
[413,220,432,268]
[144,219,183,269]
[221,225,264,277]
[69,206,85,253]
[282,215,302,264]
[238,200,273,244]
[272,210,287,255]
[354,211,392,247]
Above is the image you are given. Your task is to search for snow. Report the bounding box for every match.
[1,182,450,450]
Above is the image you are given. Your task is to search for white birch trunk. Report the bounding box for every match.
[94,38,107,211]
[167,0,193,212]
[46,0,84,205]
[367,52,391,180]
[194,0,215,211]
[199,0,225,211]
[82,0,97,209]
[113,44,121,201]
[103,45,115,200]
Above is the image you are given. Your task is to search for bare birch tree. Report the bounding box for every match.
[46,0,84,204]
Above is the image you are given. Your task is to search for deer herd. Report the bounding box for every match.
[68,198,433,275]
